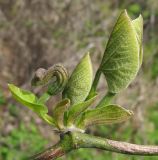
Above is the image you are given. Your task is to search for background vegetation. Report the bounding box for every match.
[1,0,158,159]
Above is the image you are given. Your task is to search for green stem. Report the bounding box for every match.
[72,132,158,156]
[87,69,102,99]
[32,132,158,159]
[96,91,116,107]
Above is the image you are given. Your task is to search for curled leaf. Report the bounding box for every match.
[67,94,97,126]
[76,104,133,129]
[99,10,143,93]
[63,53,93,105]
[31,64,68,96]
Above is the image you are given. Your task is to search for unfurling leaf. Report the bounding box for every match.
[8,84,55,126]
[67,94,97,126]
[99,10,143,93]
[76,104,133,129]
[53,99,70,129]
[63,53,93,105]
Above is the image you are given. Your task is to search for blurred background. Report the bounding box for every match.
[0,0,158,159]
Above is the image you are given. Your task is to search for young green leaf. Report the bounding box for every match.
[99,10,142,93]
[8,84,48,114]
[62,53,93,105]
[76,104,133,129]
[53,98,70,129]
[67,94,97,126]
[8,84,56,126]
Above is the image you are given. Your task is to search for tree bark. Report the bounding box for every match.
[31,143,65,160]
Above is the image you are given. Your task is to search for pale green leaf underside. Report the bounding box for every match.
[132,15,143,66]
[53,98,70,128]
[77,104,133,129]
[100,10,140,93]
[63,53,93,105]
[67,94,97,126]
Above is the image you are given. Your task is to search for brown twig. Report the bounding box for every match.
[31,143,65,160]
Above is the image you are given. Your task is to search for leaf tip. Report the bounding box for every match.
[123,9,127,14]
[8,83,12,88]
[121,9,128,17]
[138,14,143,19]
[8,83,14,92]
[139,14,143,24]
[84,51,91,60]
[64,98,71,106]
[128,110,134,116]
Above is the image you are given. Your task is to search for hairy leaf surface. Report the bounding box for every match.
[100,10,141,93]
[63,53,93,105]
[76,104,133,129]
